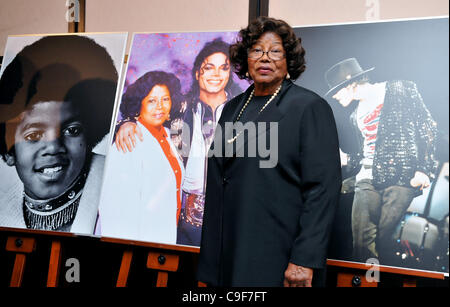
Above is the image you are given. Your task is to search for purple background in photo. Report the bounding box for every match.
[117,31,250,122]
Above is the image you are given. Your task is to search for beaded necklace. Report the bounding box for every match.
[22,172,86,231]
[227,84,282,144]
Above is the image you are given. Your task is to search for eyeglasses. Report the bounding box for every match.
[247,48,285,60]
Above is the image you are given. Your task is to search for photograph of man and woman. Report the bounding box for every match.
[98,32,249,246]
[0,33,127,234]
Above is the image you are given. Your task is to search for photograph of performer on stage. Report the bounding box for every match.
[294,17,448,274]
[325,57,439,265]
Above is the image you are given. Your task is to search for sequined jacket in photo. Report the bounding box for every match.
[345,80,438,189]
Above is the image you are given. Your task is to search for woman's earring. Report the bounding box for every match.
[286,72,290,80]
[245,72,249,78]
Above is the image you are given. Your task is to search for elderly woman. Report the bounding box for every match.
[99,71,184,244]
[197,17,342,287]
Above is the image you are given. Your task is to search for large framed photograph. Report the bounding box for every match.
[0,33,128,235]
[98,31,249,247]
[294,17,448,275]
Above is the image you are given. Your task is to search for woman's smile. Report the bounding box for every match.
[152,112,166,119]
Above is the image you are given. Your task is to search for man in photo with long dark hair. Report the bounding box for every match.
[325,58,438,264]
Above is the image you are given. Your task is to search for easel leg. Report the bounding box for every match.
[10,254,27,287]
[47,240,62,287]
[116,250,133,287]
[156,271,169,287]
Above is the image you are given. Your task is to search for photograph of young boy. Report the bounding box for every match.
[0,34,125,233]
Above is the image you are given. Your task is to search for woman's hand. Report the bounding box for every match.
[115,121,143,153]
[410,171,431,190]
[283,262,313,287]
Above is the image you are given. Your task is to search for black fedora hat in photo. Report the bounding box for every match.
[324,57,374,97]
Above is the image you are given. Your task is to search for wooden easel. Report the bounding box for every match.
[327,259,446,287]
[102,237,200,287]
[2,228,203,287]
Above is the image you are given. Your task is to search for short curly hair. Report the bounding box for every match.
[119,70,184,128]
[230,16,306,81]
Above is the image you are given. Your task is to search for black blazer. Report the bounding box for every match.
[197,80,342,286]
